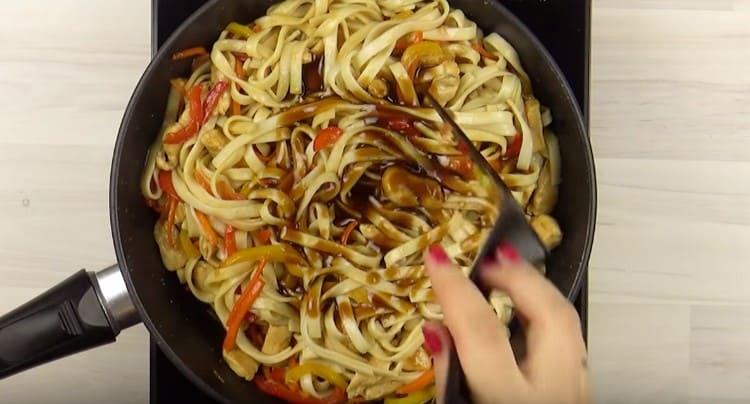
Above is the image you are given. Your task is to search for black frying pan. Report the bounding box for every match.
[0,0,596,402]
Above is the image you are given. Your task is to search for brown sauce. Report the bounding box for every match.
[302,56,324,96]
[278,97,342,127]
[381,166,443,208]
[338,299,354,320]
[384,267,399,279]
[305,288,320,318]
[353,305,376,320]
[395,278,416,288]
[365,271,381,285]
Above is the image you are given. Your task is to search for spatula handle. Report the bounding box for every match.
[444,346,473,404]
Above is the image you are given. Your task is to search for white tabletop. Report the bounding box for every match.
[1,1,748,403]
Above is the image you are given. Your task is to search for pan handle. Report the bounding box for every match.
[0,265,139,378]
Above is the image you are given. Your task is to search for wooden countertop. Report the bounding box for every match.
[1,1,748,403]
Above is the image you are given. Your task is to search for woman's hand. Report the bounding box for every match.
[422,244,589,404]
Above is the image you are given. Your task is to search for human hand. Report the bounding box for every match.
[422,244,589,404]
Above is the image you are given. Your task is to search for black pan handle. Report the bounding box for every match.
[0,265,139,378]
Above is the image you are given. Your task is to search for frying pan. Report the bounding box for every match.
[0,0,596,402]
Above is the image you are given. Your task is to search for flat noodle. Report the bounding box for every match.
[142,0,563,401]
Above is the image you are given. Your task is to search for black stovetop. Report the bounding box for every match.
[149,1,590,402]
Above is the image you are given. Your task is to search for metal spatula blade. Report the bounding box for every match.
[424,94,547,404]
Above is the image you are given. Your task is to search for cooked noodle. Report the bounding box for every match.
[141,0,562,401]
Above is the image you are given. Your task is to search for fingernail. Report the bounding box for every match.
[496,242,520,264]
[422,325,443,356]
[427,244,450,264]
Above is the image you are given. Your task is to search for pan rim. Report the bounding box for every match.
[110,0,596,402]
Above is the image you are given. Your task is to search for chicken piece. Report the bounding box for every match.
[156,145,180,173]
[215,90,231,117]
[199,236,217,262]
[346,373,374,399]
[529,161,558,215]
[381,166,443,208]
[153,221,187,271]
[530,214,562,249]
[367,78,389,99]
[173,203,186,225]
[424,60,460,106]
[364,380,401,400]
[200,128,227,157]
[262,325,291,355]
[193,260,215,291]
[223,349,259,381]
[403,347,431,371]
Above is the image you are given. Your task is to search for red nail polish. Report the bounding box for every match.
[422,325,443,356]
[428,244,449,264]
[496,243,520,263]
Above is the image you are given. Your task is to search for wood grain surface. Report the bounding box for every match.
[0,1,748,403]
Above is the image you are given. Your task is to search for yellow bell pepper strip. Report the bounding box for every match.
[401,41,447,79]
[231,57,244,116]
[223,259,266,351]
[285,362,348,390]
[384,386,435,404]
[226,22,254,38]
[222,244,305,268]
[395,369,435,395]
[172,46,208,61]
[164,85,203,144]
[179,228,200,260]
[195,210,219,246]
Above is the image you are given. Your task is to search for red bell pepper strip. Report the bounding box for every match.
[202,81,230,124]
[164,85,204,144]
[505,133,523,159]
[254,374,346,404]
[157,170,181,200]
[313,126,343,151]
[255,228,273,245]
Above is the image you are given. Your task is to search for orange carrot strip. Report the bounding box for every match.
[195,210,219,246]
[225,225,237,258]
[395,368,435,395]
[172,46,208,61]
[223,260,267,351]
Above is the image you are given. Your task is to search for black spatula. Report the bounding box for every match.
[424,94,547,404]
